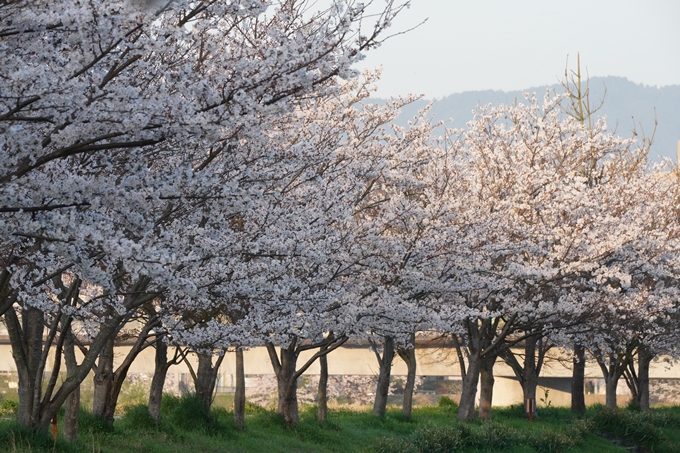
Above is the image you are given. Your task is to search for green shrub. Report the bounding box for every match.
[0,399,18,418]
[160,393,182,418]
[371,436,417,453]
[119,404,160,432]
[166,394,212,432]
[640,408,680,429]
[570,418,595,436]
[469,421,518,450]
[437,396,457,408]
[410,425,468,453]
[78,409,114,434]
[0,422,61,452]
[524,429,577,453]
[594,408,665,450]
[504,403,526,418]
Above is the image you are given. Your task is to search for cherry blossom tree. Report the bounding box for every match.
[0,0,409,432]
[413,91,662,421]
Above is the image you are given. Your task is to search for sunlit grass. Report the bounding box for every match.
[1,399,679,452]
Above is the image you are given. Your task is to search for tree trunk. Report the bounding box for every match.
[478,355,496,420]
[500,335,543,418]
[372,336,395,418]
[596,352,629,410]
[6,306,44,428]
[234,349,246,430]
[317,344,329,423]
[92,337,115,422]
[5,278,149,433]
[605,374,619,409]
[625,344,653,411]
[63,330,79,441]
[265,335,347,425]
[397,334,417,419]
[194,352,223,415]
[267,342,299,425]
[637,346,652,411]
[148,338,169,421]
[457,352,481,421]
[94,315,158,425]
[571,344,586,414]
[522,336,539,417]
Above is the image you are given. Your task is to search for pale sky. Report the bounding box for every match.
[355,0,680,98]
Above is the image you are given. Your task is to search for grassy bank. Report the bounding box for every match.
[1,397,679,453]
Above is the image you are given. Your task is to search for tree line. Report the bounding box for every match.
[1,0,679,441]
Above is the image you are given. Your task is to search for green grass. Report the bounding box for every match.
[1,400,679,453]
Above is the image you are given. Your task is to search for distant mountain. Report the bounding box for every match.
[376,77,680,162]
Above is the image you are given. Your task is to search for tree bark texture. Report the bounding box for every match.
[624,344,653,411]
[372,336,395,418]
[501,335,547,418]
[637,346,652,411]
[6,306,44,427]
[317,344,329,423]
[92,320,156,426]
[234,349,246,430]
[194,352,224,415]
[571,344,586,414]
[92,337,115,420]
[605,375,619,409]
[457,352,481,421]
[397,333,417,419]
[265,335,347,425]
[63,330,80,441]
[148,336,170,421]
[478,355,497,420]
[267,342,299,424]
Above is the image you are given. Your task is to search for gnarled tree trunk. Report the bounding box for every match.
[267,342,299,424]
[265,335,347,425]
[193,352,224,415]
[234,349,246,430]
[457,351,481,421]
[571,343,586,414]
[8,306,45,428]
[624,344,654,411]
[92,338,115,421]
[397,333,417,419]
[317,343,329,423]
[93,315,158,425]
[478,355,497,420]
[372,335,395,418]
[148,336,175,421]
[636,346,652,411]
[63,330,80,441]
[501,334,548,418]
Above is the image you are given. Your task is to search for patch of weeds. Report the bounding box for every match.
[371,436,417,453]
[159,393,182,418]
[244,401,268,415]
[437,396,457,409]
[594,408,665,450]
[0,421,62,452]
[368,423,470,453]
[523,428,577,453]
[410,424,469,453]
[118,403,161,432]
[78,409,114,435]
[166,393,212,432]
[293,420,339,445]
[503,403,526,418]
[469,421,518,451]
[0,399,18,418]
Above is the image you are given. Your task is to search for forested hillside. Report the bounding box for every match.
[384,76,680,161]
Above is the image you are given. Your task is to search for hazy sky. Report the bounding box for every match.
[354,0,680,98]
